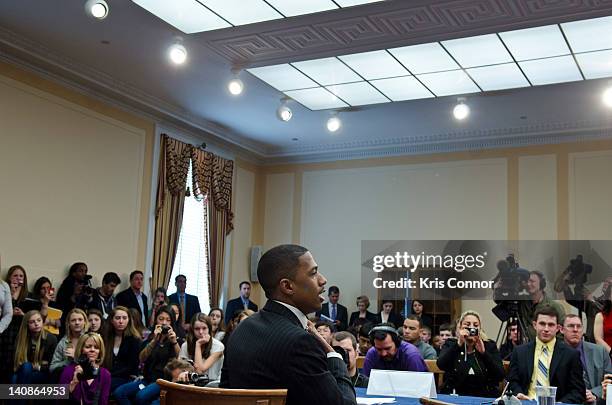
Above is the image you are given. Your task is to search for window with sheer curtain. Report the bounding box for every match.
[167,161,211,314]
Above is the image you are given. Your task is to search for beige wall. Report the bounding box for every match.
[0,62,154,290]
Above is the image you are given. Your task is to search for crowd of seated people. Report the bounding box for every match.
[3,260,612,404]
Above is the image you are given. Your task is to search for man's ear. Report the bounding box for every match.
[279,278,294,296]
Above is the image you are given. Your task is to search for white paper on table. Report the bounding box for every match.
[356,397,396,404]
[366,369,437,398]
[606,384,612,405]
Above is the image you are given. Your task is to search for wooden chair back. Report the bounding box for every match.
[158,379,288,405]
[424,359,444,389]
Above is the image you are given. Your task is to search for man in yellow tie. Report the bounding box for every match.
[508,305,585,404]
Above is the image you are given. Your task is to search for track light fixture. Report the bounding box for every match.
[228,68,244,96]
[85,0,109,20]
[168,38,187,65]
[603,84,612,108]
[453,97,470,121]
[326,114,341,133]
[276,98,292,122]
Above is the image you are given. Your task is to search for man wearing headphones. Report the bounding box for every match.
[362,323,427,377]
[519,271,566,341]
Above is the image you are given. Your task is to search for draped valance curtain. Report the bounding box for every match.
[151,134,234,308]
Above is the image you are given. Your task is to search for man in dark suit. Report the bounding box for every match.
[316,285,348,331]
[221,244,357,405]
[562,314,612,403]
[508,305,585,404]
[224,281,258,325]
[115,270,148,326]
[168,274,201,330]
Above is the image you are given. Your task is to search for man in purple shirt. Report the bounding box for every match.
[363,324,427,376]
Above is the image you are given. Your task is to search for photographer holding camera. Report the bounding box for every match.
[437,310,505,397]
[56,262,94,334]
[59,332,111,405]
[114,305,180,405]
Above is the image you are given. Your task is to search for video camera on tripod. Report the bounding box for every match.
[492,254,530,303]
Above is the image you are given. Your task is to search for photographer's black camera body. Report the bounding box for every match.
[76,355,99,381]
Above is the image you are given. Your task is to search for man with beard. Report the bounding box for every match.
[362,323,427,376]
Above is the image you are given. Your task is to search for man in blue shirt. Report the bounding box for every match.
[362,324,427,376]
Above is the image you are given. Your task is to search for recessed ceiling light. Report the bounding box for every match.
[85,0,109,20]
[168,43,187,65]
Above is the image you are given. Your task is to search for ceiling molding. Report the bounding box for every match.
[201,0,612,67]
[0,25,269,161]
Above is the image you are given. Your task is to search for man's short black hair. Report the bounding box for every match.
[129,270,143,281]
[239,281,251,288]
[359,322,374,338]
[328,286,339,295]
[315,320,334,332]
[439,323,452,333]
[257,244,309,298]
[534,304,560,324]
[404,315,422,328]
[102,272,121,285]
[175,274,186,282]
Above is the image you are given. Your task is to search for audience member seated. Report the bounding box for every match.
[90,272,121,321]
[30,276,60,332]
[316,286,348,331]
[594,289,612,354]
[56,262,91,333]
[519,271,566,341]
[499,321,520,361]
[149,287,168,328]
[102,306,142,392]
[128,307,149,340]
[208,307,226,341]
[508,305,585,403]
[363,323,427,376]
[349,295,378,330]
[562,314,612,403]
[1,265,28,383]
[87,309,105,335]
[0,271,11,336]
[316,320,334,345]
[116,270,148,327]
[403,316,437,360]
[169,302,187,343]
[411,300,434,331]
[432,335,443,355]
[179,313,224,381]
[224,281,258,325]
[358,322,374,356]
[168,275,201,331]
[151,359,195,405]
[437,310,504,397]
[13,310,57,384]
[332,331,369,388]
[59,332,111,405]
[221,309,254,347]
[420,326,432,345]
[376,300,403,329]
[114,305,180,405]
[51,308,89,379]
[437,323,454,355]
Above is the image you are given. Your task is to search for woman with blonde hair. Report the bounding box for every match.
[13,310,58,383]
[59,332,111,405]
[437,310,504,397]
[349,295,377,328]
[51,308,89,378]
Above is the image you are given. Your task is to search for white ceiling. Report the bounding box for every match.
[0,0,611,163]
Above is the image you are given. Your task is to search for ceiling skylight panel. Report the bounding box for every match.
[199,0,282,25]
[335,0,384,5]
[292,57,361,85]
[131,0,231,33]
[264,0,338,17]
[284,87,348,110]
[442,34,512,68]
[247,64,318,91]
[370,76,434,101]
[519,55,582,85]
[326,82,389,106]
[561,16,612,53]
[467,63,529,91]
[416,70,480,97]
[389,43,460,74]
[575,50,612,80]
[500,25,570,61]
[339,50,408,80]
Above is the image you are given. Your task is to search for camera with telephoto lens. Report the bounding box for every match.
[468,327,479,337]
[161,325,171,335]
[76,354,99,381]
[187,372,210,387]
